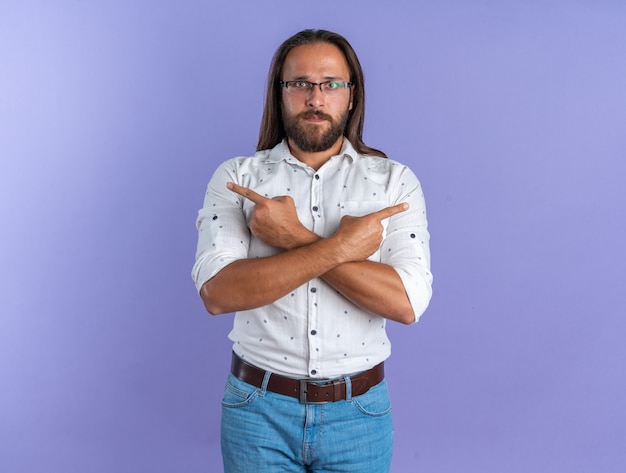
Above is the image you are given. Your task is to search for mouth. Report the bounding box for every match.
[305,116,326,124]
[301,110,331,123]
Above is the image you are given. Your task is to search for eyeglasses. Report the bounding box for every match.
[280,80,353,95]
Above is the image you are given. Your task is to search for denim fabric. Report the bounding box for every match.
[221,373,393,472]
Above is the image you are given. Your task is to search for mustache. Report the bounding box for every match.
[298,109,333,121]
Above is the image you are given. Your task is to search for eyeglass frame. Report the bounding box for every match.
[279,80,353,94]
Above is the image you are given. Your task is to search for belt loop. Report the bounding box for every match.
[260,370,271,396]
[344,375,352,402]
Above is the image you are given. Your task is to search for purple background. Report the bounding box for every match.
[1,1,625,472]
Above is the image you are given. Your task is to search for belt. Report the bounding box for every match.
[230,353,384,404]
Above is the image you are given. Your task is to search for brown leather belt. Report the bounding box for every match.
[231,353,384,404]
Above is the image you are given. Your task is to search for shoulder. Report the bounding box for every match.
[344,140,411,173]
[204,151,272,193]
[354,154,417,178]
[216,149,272,173]
[207,150,272,183]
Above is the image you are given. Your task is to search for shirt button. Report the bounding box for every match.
[310,287,317,293]
[311,369,317,375]
[312,206,318,211]
[315,174,320,180]
[311,330,317,335]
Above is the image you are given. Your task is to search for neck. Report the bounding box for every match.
[286,137,344,171]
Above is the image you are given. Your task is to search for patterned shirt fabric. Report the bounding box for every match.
[192,139,432,379]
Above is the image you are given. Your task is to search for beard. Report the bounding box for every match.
[282,106,350,153]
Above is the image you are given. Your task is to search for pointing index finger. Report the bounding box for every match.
[372,202,409,220]
[226,182,268,204]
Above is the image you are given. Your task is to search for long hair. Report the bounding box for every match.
[257,29,387,158]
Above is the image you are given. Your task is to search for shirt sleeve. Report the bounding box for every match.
[191,158,250,293]
[380,165,433,323]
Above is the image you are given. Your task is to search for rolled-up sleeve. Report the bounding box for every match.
[381,166,433,323]
[191,158,250,293]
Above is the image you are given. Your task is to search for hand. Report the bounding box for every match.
[332,203,409,262]
[227,182,318,250]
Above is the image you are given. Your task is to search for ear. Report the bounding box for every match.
[349,88,354,110]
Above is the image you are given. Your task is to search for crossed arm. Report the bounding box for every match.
[200,182,416,324]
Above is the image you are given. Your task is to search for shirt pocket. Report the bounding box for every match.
[339,201,390,262]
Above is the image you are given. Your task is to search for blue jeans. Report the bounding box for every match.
[221,372,394,472]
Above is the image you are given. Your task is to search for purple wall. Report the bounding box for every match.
[1,1,625,472]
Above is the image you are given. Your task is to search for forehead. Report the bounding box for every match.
[282,42,350,79]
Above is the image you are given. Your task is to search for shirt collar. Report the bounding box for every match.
[265,138,358,165]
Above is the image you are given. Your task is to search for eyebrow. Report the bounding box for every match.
[286,75,345,81]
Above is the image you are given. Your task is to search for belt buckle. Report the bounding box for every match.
[299,379,329,405]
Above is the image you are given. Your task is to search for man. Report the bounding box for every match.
[192,29,432,473]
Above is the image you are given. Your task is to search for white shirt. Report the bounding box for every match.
[192,139,432,378]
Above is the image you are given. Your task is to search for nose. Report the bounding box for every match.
[305,84,325,108]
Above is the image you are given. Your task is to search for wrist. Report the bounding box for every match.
[285,229,321,250]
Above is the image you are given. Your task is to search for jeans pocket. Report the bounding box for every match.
[221,374,259,408]
[352,380,392,417]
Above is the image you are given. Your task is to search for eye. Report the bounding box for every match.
[292,81,311,89]
[326,81,341,90]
